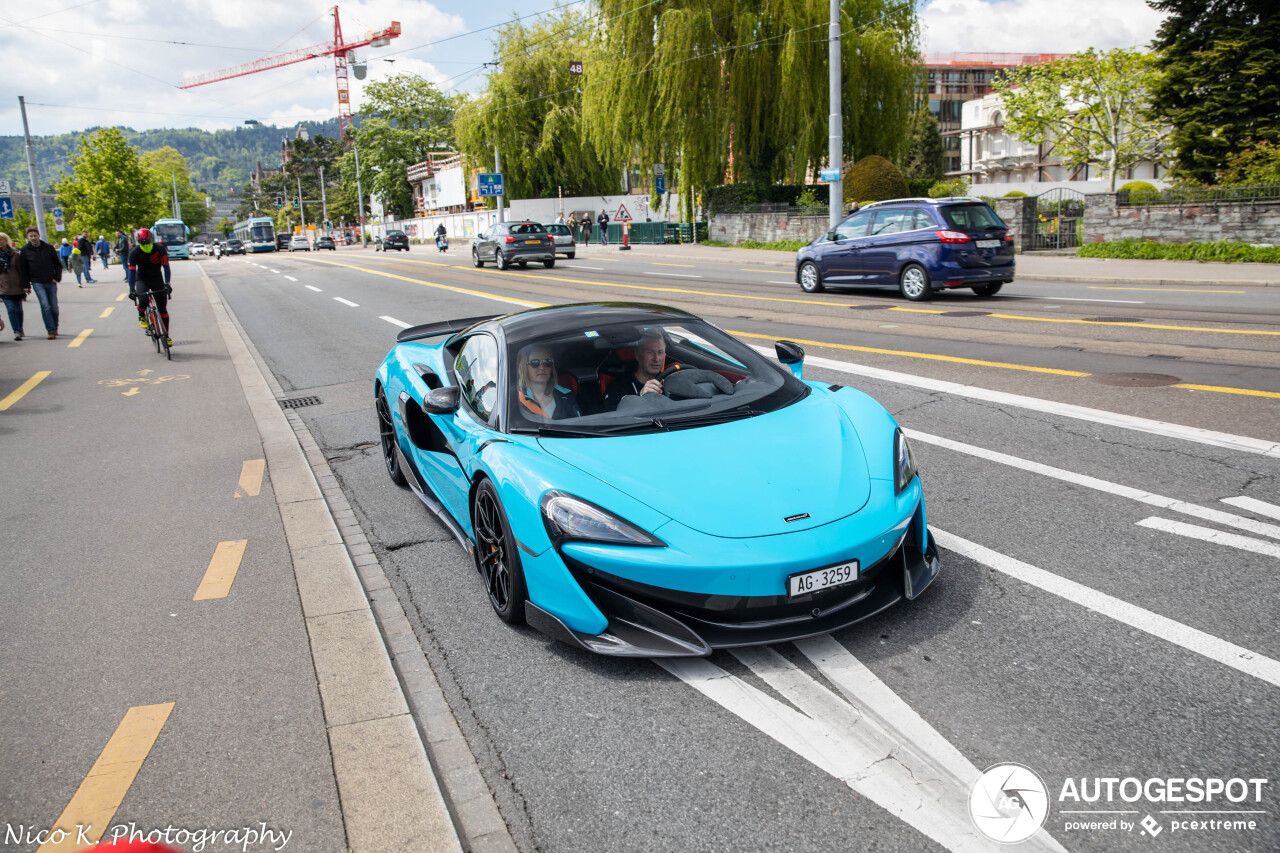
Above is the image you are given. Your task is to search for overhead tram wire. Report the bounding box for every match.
[0,0,104,29]
[17,28,273,51]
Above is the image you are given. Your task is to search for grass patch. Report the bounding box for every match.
[1078,239,1280,263]
[702,239,809,252]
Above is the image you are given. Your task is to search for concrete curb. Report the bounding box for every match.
[198,265,511,851]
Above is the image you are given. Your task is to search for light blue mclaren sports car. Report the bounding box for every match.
[375,303,940,657]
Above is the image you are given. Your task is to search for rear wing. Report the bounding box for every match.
[395,314,501,343]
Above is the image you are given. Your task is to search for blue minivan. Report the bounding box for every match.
[795,197,1015,301]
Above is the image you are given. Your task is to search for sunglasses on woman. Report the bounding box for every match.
[527,359,554,369]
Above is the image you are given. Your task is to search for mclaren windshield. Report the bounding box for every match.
[504,317,808,435]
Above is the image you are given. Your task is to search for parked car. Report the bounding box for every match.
[276,234,291,251]
[224,239,246,255]
[288,235,310,252]
[380,230,410,251]
[542,222,576,259]
[316,236,336,251]
[472,221,556,270]
[795,197,1015,301]
[375,302,939,656]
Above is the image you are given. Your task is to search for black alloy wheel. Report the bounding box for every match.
[472,480,527,623]
[376,390,407,486]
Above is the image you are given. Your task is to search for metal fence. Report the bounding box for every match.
[1117,183,1280,206]
[1027,187,1085,250]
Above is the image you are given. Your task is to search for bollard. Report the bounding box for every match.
[620,221,631,251]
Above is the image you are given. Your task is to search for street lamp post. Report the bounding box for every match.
[354,139,367,248]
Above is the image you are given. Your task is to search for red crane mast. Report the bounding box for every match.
[180,6,400,141]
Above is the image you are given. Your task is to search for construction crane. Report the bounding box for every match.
[180,6,400,141]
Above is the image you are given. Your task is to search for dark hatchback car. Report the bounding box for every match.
[795,197,1015,301]
[380,230,410,251]
[472,221,556,270]
[224,239,246,255]
[275,234,290,251]
[315,236,336,251]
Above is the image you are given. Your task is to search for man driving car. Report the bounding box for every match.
[602,329,667,411]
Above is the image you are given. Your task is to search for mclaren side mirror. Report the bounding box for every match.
[775,340,805,379]
[422,386,461,414]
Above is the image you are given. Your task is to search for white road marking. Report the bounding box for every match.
[334,297,359,307]
[306,285,323,292]
[661,652,1063,853]
[754,346,1280,458]
[769,281,795,285]
[1135,517,1280,560]
[643,271,703,278]
[269,269,280,273]
[381,316,412,328]
[1002,295,1145,304]
[1221,496,1280,521]
[572,266,605,270]
[907,430,1280,541]
[931,528,1280,689]
[285,275,298,282]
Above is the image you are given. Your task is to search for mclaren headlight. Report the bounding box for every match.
[894,429,917,493]
[541,491,666,547]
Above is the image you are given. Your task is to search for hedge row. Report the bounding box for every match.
[1077,239,1280,263]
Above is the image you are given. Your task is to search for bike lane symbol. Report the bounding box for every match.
[99,373,190,396]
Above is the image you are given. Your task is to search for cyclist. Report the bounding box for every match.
[127,227,172,347]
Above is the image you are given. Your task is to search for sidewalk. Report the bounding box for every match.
[524,241,1280,287]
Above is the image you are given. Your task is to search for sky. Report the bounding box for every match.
[0,0,1168,138]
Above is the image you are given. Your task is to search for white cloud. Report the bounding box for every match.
[920,0,1166,54]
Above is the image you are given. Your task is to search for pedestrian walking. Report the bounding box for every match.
[0,232,29,340]
[16,226,63,339]
[579,213,591,246]
[116,230,131,279]
[597,209,610,246]
[555,212,565,225]
[71,244,85,286]
[58,238,72,270]
[96,234,111,269]
[77,233,97,282]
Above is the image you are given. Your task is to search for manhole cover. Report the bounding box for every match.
[1090,373,1181,387]
[280,396,322,409]
[852,304,892,310]
[941,311,990,317]
[1084,317,1145,323]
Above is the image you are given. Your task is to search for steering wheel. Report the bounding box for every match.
[655,364,685,382]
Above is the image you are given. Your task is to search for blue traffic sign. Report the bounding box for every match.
[477,173,504,197]
[0,197,12,220]
[52,207,63,218]
[818,168,841,183]
[655,176,665,195]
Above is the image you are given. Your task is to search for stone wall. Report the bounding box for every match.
[1083,195,1280,245]
[995,197,1037,253]
[708,213,829,244]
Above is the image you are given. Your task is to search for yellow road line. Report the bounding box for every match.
[727,330,1092,376]
[115,293,127,302]
[890,307,946,315]
[300,257,549,307]
[37,702,175,853]
[1090,286,1247,294]
[1174,383,1280,399]
[352,254,842,308]
[68,329,92,348]
[235,459,266,498]
[193,539,248,600]
[99,307,114,318]
[1,370,51,411]
[652,262,696,267]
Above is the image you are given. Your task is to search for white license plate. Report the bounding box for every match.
[976,239,1001,248]
[787,561,859,597]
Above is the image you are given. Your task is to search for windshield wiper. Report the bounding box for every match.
[511,425,609,438]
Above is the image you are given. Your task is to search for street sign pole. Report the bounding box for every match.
[19,96,47,240]
[495,148,505,223]
[354,139,367,247]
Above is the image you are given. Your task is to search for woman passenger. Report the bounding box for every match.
[517,345,580,420]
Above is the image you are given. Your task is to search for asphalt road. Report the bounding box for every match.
[208,246,1279,853]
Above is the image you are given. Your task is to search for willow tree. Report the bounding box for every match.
[581,0,920,209]
[455,9,623,199]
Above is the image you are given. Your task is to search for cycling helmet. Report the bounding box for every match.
[136,227,152,244]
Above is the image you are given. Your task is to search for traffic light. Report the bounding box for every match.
[275,195,284,208]
[293,199,299,209]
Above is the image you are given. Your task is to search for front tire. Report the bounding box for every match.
[472,480,527,623]
[377,390,407,487]
[544,258,556,268]
[973,282,1004,297]
[798,261,824,293]
[473,247,484,268]
[899,264,932,302]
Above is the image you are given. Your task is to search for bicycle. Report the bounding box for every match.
[139,289,171,360]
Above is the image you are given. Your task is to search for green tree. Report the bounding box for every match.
[1218,141,1280,185]
[349,75,458,218]
[54,128,160,234]
[1147,0,1280,183]
[141,147,212,231]
[844,155,908,202]
[994,48,1169,191]
[582,0,920,210]
[455,8,622,199]
[902,106,944,182]
[216,218,235,237]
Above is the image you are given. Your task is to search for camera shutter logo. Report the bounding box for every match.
[970,763,1051,843]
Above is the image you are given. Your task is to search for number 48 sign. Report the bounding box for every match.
[568,60,583,76]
